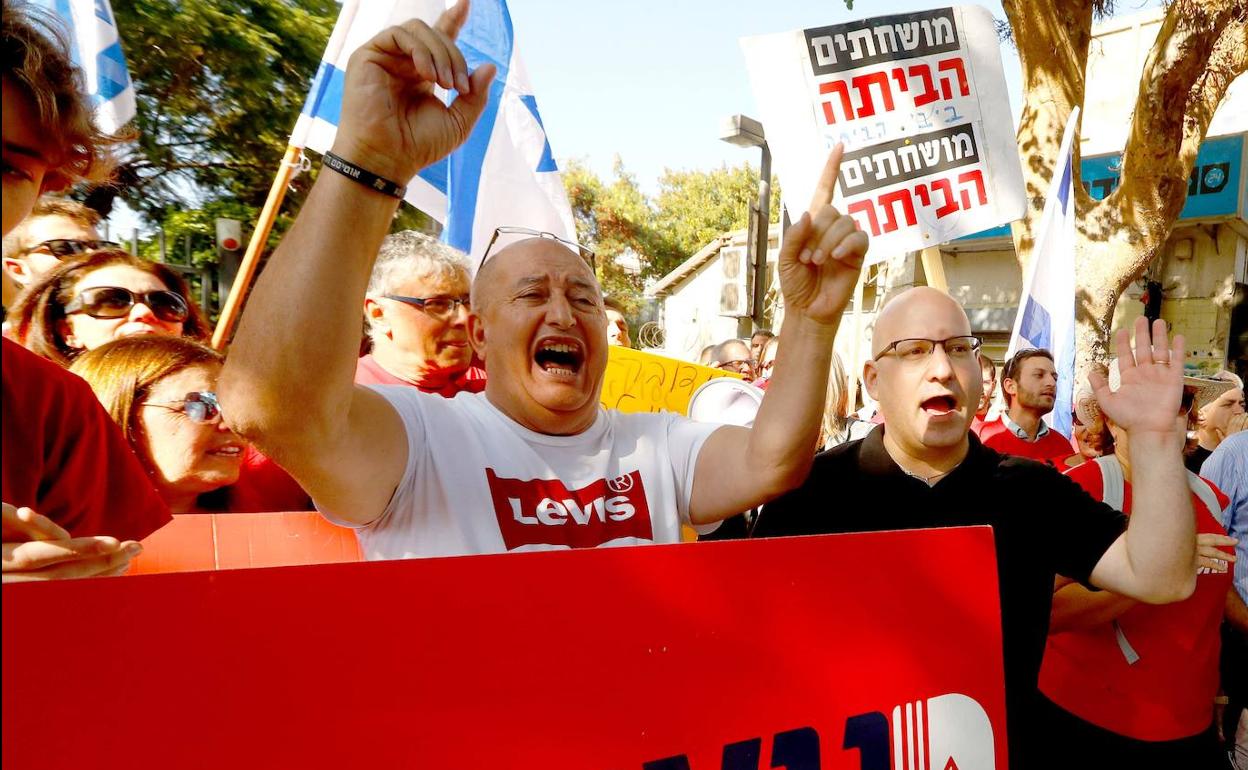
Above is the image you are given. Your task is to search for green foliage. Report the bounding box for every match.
[100,0,337,220]
[563,157,783,320]
[650,164,781,280]
[562,157,660,317]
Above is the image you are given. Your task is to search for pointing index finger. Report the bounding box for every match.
[808,142,846,216]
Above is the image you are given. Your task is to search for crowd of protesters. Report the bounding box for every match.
[2,0,1247,766]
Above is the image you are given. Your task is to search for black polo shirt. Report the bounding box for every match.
[753,427,1127,765]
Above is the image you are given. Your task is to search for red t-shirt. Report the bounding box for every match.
[1040,460,1232,741]
[1,338,171,542]
[354,354,486,397]
[979,417,1074,465]
[969,414,989,438]
[221,447,313,513]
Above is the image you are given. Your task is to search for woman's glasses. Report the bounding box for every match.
[64,286,190,323]
[141,391,222,424]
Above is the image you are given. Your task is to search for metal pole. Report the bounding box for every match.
[752,143,772,333]
[158,228,167,263]
[131,227,139,256]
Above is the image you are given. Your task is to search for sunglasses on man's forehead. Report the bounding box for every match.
[477,226,596,273]
[25,239,120,259]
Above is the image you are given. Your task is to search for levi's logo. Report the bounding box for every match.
[485,468,653,550]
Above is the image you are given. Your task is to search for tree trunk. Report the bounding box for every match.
[1006,0,1247,380]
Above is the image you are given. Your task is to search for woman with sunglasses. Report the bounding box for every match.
[69,336,309,514]
[9,248,210,366]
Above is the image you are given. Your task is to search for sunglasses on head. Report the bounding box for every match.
[64,286,190,323]
[26,239,120,259]
[478,226,596,273]
[142,391,222,424]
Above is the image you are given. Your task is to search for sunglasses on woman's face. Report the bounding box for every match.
[63,286,190,323]
[142,391,222,424]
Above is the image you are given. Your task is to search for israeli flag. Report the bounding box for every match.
[291,0,575,265]
[33,0,136,133]
[1006,108,1080,439]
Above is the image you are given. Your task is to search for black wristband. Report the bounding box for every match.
[322,151,407,199]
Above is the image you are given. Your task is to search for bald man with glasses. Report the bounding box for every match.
[755,286,1200,769]
[220,1,870,561]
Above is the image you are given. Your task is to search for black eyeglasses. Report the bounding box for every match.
[873,335,983,363]
[25,239,120,259]
[383,294,470,320]
[477,226,596,273]
[716,359,756,376]
[63,286,190,323]
[141,391,222,424]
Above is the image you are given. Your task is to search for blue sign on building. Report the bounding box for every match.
[1081,133,1242,219]
[957,133,1244,242]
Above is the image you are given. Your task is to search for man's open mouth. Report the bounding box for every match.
[534,341,583,377]
[921,395,958,415]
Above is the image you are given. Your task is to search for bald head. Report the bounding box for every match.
[872,286,972,358]
[471,237,600,314]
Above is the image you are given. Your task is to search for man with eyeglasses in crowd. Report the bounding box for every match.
[711,337,755,379]
[754,286,1199,769]
[1,195,111,306]
[979,348,1077,464]
[356,230,485,397]
[219,1,868,559]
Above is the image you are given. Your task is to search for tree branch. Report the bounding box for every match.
[1116,1,1247,233]
[1002,0,1096,272]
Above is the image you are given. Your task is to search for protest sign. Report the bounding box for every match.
[601,346,741,416]
[3,527,1006,769]
[742,6,1025,260]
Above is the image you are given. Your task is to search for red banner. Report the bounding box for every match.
[2,527,1006,769]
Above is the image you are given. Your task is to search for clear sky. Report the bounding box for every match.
[106,0,1166,236]
[512,0,1021,192]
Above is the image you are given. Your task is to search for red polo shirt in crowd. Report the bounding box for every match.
[979,415,1074,465]
[354,353,486,396]
[1,338,171,541]
[1040,461,1231,741]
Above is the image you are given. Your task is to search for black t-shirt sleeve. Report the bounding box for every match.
[1021,460,1127,585]
[753,486,804,538]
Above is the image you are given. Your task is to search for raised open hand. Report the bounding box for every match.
[777,144,870,325]
[331,0,496,185]
[1089,317,1186,438]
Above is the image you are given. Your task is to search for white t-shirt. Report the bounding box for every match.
[324,388,721,560]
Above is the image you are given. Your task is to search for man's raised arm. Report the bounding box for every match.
[218,1,495,524]
[689,146,869,524]
[1088,318,1198,603]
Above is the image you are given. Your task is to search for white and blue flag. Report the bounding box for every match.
[34,0,136,133]
[1006,107,1080,439]
[291,0,575,265]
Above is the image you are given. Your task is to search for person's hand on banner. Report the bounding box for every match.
[777,144,870,325]
[2,502,140,582]
[332,0,497,185]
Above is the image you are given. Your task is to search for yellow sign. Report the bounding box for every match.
[599,347,742,415]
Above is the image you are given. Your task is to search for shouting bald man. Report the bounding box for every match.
[754,287,1198,768]
[219,1,868,559]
